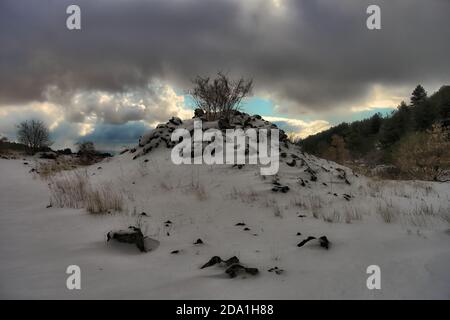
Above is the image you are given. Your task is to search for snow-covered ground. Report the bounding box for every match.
[1,116,450,299]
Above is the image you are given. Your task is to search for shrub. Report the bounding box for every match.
[190,72,252,122]
[76,141,97,165]
[394,124,450,181]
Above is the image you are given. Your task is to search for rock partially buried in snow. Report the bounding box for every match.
[286,159,296,167]
[297,236,316,247]
[272,185,290,193]
[194,238,204,245]
[268,266,284,275]
[107,227,160,253]
[200,256,240,269]
[225,264,259,278]
[318,236,330,249]
[169,116,183,126]
[200,256,258,278]
[201,256,223,269]
[297,235,331,250]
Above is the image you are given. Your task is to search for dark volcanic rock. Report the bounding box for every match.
[201,255,240,269]
[225,264,246,278]
[194,238,204,245]
[225,264,259,278]
[169,116,183,126]
[286,159,296,167]
[297,236,316,247]
[201,256,222,269]
[224,256,240,266]
[268,267,284,275]
[193,108,205,119]
[107,228,147,252]
[319,236,330,249]
[272,185,290,193]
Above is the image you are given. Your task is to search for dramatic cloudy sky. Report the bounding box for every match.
[1,0,449,150]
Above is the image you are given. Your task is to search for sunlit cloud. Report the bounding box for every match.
[264,116,331,139]
[0,82,193,148]
[350,85,407,112]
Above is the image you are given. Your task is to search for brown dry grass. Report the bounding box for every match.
[48,170,123,214]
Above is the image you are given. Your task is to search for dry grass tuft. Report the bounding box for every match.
[376,200,397,223]
[309,195,323,219]
[48,170,123,214]
[272,202,283,218]
[37,159,78,178]
[229,187,259,204]
[85,184,123,214]
[322,209,342,223]
[343,205,363,223]
[48,171,89,208]
[186,179,208,201]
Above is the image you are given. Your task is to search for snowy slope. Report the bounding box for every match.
[1,113,450,299]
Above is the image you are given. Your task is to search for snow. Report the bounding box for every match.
[1,115,450,299]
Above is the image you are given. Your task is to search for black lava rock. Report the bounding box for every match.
[194,238,204,245]
[319,236,330,249]
[297,236,316,247]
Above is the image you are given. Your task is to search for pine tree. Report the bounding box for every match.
[410,85,427,107]
[379,102,412,148]
[414,99,438,131]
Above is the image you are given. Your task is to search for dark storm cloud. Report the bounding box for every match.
[78,122,149,145]
[0,0,449,112]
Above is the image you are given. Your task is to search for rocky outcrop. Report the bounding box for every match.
[127,111,358,196]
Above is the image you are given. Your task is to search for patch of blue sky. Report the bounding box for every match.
[183,93,395,130]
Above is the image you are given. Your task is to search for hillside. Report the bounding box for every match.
[0,112,449,299]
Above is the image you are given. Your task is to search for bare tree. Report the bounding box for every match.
[190,72,253,122]
[17,119,51,153]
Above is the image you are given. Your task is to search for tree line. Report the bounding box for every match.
[300,85,450,180]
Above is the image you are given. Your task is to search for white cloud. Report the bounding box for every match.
[0,81,193,148]
[42,81,193,126]
[264,116,330,139]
